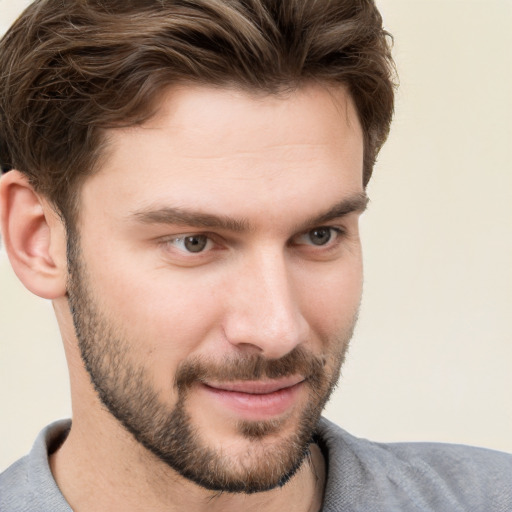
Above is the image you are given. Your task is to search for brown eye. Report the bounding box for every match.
[183,235,208,252]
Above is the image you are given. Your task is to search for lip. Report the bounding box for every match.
[200,377,306,420]
[205,376,305,394]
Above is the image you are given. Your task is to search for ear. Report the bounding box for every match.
[0,170,68,299]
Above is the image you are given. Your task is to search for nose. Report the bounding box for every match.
[222,249,309,359]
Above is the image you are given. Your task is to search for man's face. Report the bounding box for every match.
[67,84,365,493]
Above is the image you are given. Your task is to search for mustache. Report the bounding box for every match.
[174,346,328,391]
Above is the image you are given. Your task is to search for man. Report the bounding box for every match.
[0,0,510,511]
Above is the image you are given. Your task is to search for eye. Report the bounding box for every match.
[295,227,341,247]
[167,234,212,253]
[307,227,332,246]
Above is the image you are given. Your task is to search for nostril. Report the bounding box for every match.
[234,342,264,355]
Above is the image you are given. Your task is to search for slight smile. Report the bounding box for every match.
[200,377,306,420]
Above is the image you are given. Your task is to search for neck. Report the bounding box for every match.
[49,412,326,512]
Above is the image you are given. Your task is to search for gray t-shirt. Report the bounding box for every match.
[1,417,511,511]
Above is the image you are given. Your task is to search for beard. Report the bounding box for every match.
[66,234,355,494]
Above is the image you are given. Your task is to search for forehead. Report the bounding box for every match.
[141,84,363,165]
[79,84,364,228]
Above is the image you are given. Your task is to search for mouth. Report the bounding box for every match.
[199,377,306,420]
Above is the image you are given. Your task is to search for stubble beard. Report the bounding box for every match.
[66,234,355,494]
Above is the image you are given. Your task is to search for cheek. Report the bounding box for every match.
[299,258,363,338]
[86,256,224,378]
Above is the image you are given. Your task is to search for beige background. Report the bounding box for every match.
[1,0,511,471]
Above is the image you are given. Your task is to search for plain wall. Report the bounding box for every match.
[1,0,511,471]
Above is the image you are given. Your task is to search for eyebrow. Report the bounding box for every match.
[298,192,369,230]
[130,192,368,233]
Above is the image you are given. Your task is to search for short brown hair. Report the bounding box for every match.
[0,0,396,224]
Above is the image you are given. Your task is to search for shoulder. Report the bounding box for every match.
[0,456,31,511]
[317,417,512,512]
[0,420,72,512]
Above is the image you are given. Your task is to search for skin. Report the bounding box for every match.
[0,83,365,512]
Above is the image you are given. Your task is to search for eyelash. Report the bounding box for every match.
[163,234,215,254]
[161,226,346,256]
[292,227,345,249]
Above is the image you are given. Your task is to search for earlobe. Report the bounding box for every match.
[0,170,68,299]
